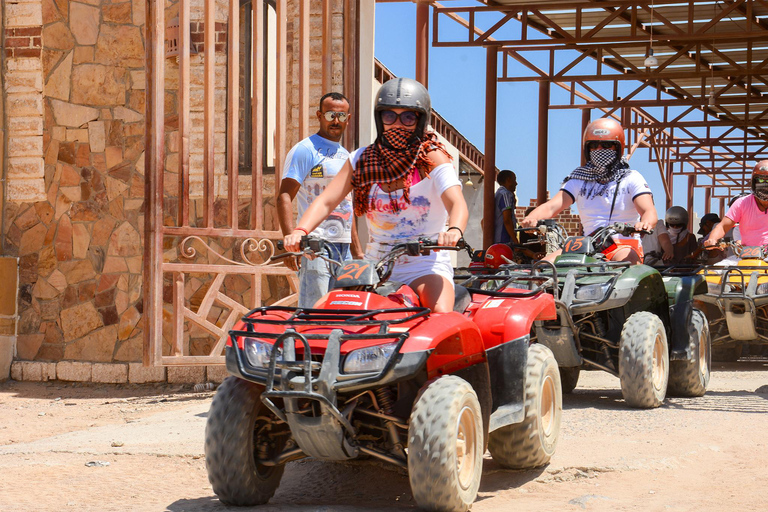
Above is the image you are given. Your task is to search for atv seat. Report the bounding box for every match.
[454,285,471,313]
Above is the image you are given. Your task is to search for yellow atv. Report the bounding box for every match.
[695,243,768,361]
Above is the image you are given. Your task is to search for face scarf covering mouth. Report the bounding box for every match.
[667,225,689,244]
[754,181,768,201]
[563,148,633,199]
[352,127,451,216]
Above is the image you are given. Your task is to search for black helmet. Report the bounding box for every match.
[664,206,689,226]
[374,78,431,141]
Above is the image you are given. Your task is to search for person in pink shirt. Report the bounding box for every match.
[705,160,768,254]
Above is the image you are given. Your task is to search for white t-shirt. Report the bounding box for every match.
[283,134,352,242]
[561,169,652,237]
[350,148,461,262]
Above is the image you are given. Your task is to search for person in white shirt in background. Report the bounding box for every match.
[521,118,658,263]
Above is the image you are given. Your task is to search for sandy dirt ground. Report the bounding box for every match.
[1,360,767,512]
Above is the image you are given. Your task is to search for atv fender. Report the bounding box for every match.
[413,312,486,376]
[667,275,708,360]
[470,294,556,351]
[486,335,528,432]
[534,300,582,367]
[619,267,671,330]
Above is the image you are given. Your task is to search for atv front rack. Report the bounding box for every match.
[240,305,430,331]
[454,260,559,299]
[697,265,768,304]
[229,305,432,394]
[456,260,630,308]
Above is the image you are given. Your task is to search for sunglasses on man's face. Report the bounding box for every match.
[668,223,686,229]
[755,176,768,184]
[380,110,419,127]
[322,111,349,122]
[587,141,617,150]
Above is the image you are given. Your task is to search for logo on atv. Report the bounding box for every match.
[592,128,610,136]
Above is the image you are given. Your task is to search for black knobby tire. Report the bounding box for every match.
[559,367,580,394]
[487,344,562,469]
[668,309,711,397]
[205,377,285,506]
[407,375,483,512]
[618,312,669,408]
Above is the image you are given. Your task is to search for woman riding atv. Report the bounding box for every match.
[704,160,768,261]
[284,78,468,313]
[520,118,658,263]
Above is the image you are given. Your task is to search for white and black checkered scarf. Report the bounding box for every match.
[562,149,633,199]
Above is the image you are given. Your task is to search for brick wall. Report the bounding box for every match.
[4,0,45,202]
[516,198,583,237]
[4,26,42,58]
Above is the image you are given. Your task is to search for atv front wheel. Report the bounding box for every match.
[205,377,286,506]
[488,344,562,469]
[408,375,483,512]
[668,309,711,397]
[619,312,669,408]
[559,367,580,394]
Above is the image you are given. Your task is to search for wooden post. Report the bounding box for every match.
[483,47,498,249]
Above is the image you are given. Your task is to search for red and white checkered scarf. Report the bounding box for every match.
[352,128,451,216]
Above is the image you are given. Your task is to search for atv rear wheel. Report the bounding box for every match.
[559,367,580,394]
[205,377,286,506]
[668,309,711,397]
[408,375,483,512]
[487,344,562,469]
[619,312,669,408]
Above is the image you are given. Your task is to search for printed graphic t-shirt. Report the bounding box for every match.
[283,134,352,243]
[494,187,517,244]
[350,148,461,261]
[561,169,652,238]
[725,194,768,246]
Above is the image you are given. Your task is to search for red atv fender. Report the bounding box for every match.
[320,290,487,377]
[466,293,557,349]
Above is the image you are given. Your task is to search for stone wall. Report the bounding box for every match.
[3,0,351,374]
[4,0,148,363]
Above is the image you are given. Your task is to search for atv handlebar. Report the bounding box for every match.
[272,237,342,266]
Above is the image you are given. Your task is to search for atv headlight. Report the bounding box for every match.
[343,342,398,374]
[757,283,768,295]
[243,337,282,368]
[574,283,610,301]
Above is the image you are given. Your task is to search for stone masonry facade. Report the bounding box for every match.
[3,0,350,382]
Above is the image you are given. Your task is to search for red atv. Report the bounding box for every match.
[205,238,562,511]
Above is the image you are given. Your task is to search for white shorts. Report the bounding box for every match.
[367,241,455,287]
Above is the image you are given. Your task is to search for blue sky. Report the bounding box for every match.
[374,2,721,220]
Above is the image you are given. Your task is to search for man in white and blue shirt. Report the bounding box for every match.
[277,92,363,308]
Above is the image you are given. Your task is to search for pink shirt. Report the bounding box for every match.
[725,194,768,246]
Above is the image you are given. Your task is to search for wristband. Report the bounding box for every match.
[447,226,464,237]
[294,227,309,236]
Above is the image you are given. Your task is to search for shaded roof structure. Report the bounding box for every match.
[397,0,768,241]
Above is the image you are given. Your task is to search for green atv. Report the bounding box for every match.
[492,221,711,408]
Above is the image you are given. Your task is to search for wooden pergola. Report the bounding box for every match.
[403,0,768,244]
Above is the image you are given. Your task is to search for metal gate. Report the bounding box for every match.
[143,0,358,366]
